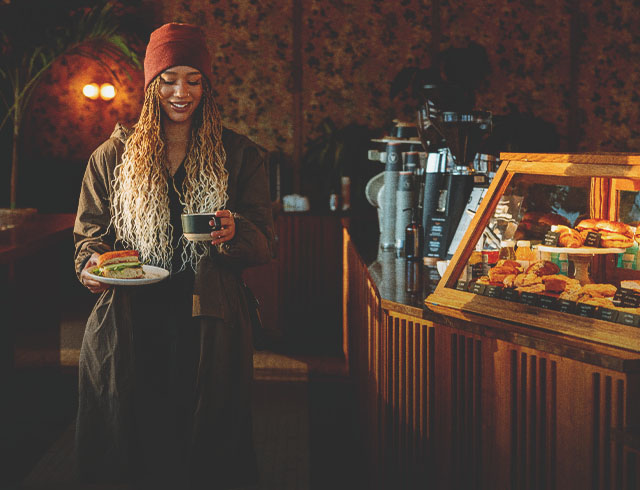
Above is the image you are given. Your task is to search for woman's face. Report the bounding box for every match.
[158,65,203,125]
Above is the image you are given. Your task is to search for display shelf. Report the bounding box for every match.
[537,245,626,284]
[425,151,640,353]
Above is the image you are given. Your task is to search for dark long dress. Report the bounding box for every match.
[76,163,258,489]
[74,124,273,489]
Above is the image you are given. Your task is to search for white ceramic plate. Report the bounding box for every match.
[86,265,169,286]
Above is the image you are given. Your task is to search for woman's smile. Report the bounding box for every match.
[158,65,203,124]
[169,101,191,111]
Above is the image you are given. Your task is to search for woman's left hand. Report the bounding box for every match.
[210,210,235,245]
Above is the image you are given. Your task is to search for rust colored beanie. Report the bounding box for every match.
[144,23,213,91]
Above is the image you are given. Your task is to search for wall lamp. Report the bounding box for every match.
[83,83,116,101]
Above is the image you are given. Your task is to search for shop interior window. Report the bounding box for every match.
[618,190,640,226]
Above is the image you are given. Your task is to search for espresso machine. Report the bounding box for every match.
[417,105,493,259]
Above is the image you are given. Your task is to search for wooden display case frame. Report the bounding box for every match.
[426,152,640,353]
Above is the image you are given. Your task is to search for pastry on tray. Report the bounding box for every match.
[542,274,580,293]
[551,225,584,248]
[525,260,560,276]
[513,273,543,288]
[559,283,618,303]
[488,260,522,283]
[516,283,546,294]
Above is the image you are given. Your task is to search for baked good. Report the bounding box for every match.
[575,219,635,248]
[542,274,580,293]
[553,225,584,248]
[495,259,522,269]
[579,297,615,307]
[558,283,617,303]
[620,280,640,292]
[516,212,570,240]
[559,290,582,302]
[525,260,560,277]
[516,283,546,293]
[488,261,521,283]
[579,283,617,298]
[514,273,542,288]
[503,274,517,288]
[93,250,145,279]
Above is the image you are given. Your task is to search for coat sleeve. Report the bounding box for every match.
[217,144,275,268]
[73,141,117,280]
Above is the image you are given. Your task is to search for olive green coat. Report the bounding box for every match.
[73,124,274,487]
[74,123,275,318]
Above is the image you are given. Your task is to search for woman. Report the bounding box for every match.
[74,23,274,489]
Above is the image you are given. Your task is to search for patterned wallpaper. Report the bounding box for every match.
[577,0,640,152]
[17,0,640,174]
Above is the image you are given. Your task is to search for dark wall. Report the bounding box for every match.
[7,0,640,211]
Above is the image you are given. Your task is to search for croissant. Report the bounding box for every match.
[554,225,584,248]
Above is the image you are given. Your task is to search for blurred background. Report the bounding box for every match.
[1,0,638,213]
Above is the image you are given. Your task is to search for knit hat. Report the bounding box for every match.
[143,23,213,91]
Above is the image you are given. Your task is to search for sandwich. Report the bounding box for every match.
[574,219,635,248]
[93,250,145,279]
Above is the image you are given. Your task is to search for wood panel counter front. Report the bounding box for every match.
[343,223,640,490]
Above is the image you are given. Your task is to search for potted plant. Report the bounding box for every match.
[0,0,141,212]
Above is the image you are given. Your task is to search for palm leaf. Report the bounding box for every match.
[0,0,143,206]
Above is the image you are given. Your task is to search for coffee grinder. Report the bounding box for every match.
[418,105,492,259]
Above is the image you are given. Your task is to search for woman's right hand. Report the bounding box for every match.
[81,252,111,294]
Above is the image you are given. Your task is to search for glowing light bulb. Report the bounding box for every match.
[99,83,116,100]
[82,83,100,100]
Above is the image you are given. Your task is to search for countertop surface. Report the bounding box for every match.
[346,219,640,370]
[347,217,441,315]
[0,212,76,265]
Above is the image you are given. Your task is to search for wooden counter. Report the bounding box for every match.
[343,224,640,490]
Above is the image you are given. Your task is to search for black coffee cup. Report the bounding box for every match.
[181,213,222,242]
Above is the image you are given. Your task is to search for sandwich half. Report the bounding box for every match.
[93,250,145,279]
[575,219,635,248]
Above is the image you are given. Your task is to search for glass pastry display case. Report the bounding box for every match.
[425,152,640,352]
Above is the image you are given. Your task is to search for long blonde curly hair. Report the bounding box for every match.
[110,77,228,272]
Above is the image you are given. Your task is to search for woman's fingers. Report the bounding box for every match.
[210,210,235,245]
[81,252,110,293]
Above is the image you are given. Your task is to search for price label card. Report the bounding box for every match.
[502,288,520,302]
[576,303,598,318]
[538,295,558,310]
[543,231,560,247]
[617,288,640,308]
[470,282,486,295]
[613,288,625,306]
[584,231,601,248]
[557,299,577,314]
[484,285,503,298]
[520,292,540,307]
[617,312,640,327]
[456,281,469,292]
[599,308,619,323]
